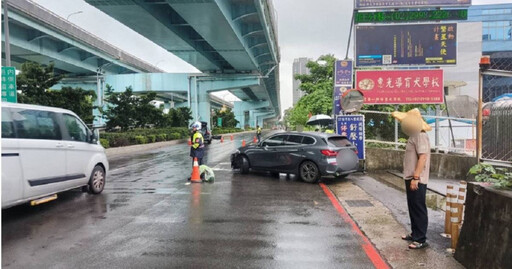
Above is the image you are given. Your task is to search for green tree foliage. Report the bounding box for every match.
[104,85,192,131]
[285,55,336,127]
[16,62,96,124]
[212,107,239,128]
[160,107,193,128]
[48,87,97,124]
[16,62,63,105]
[103,85,163,130]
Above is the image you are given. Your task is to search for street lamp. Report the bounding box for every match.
[66,11,83,20]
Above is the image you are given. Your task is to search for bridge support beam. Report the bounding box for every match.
[55,73,263,128]
[191,75,260,127]
[234,100,269,129]
[254,112,275,128]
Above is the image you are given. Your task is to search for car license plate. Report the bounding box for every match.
[327,158,337,164]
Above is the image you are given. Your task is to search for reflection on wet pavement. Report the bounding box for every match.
[2,133,375,268]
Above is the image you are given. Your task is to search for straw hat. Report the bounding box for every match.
[391,108,432,133]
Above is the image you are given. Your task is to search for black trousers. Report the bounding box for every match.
[405,180,428,243]
[192,158,203,167]
[257,134,261,142]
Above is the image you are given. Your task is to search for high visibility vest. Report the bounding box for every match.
[192,132,204,149]
[325,129,334,134]
[257,127,262,134]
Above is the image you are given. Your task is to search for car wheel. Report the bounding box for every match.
[238,155,250,174]
[88,165,106,194]
[299,161,319,183]
[271,172,280,178]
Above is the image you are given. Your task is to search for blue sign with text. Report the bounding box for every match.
[334,60,353,86]
[336,115,365,159]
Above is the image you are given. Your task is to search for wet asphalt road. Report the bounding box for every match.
[2,133,376,269]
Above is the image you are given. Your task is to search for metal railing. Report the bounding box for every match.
[358,110,477,155]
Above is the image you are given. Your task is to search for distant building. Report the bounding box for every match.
[468,4,512,102]
[442,22,482,99]
[292,57,311,105]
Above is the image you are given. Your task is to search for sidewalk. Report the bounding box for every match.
[325,174,464,268]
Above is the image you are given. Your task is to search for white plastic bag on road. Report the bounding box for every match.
[199,165,215,183]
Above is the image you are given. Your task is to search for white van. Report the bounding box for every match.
[1,102,109,209]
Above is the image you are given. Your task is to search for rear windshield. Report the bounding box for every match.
[328,137,352,147]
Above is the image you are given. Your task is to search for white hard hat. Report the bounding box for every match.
[191,121,201,130]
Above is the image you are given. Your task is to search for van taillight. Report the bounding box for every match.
[321,150,338,157]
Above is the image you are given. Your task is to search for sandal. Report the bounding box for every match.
[409,241,429,249]
[401,234,413,241]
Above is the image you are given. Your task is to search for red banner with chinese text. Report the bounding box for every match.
[356,69,444,104]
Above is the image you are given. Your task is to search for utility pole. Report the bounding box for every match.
[3,0,11,66]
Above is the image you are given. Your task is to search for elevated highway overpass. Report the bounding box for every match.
[2,0,162,75]
[85,0,281,127]
[3,0,280,128]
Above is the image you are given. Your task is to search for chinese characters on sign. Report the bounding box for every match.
[430,24,456,64]
[356,69,444,104]
[335,60,353,86]
[1,67,17,103]
[354,10,468,24]
[355,23,457,66]
[355,0,471,9]
[336,115,365,159]
[333,60,353,116]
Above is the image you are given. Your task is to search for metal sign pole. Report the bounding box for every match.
[435,104,440,153]
[394,105,399,150]
[3,0,11,66]
[476,69,483,162]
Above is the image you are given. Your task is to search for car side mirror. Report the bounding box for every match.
[88,130,98,144]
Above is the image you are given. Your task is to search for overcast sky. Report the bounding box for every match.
[32,0,511,114]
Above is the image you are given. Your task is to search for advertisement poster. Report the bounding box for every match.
[355,23,457,66]
[334,60,353,86]
[355,0,471,9]
[356,69,444,104]
[336,115,365,160]
[334,86,352,116]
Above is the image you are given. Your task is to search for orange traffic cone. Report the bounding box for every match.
[220,136,224,143]
[190,157,201,183]
[242,139,246,147]
[230,135,234,141]
[253,136,257,143]
[187,139,192,146]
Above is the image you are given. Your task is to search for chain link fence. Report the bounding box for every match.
[480,53,512,164]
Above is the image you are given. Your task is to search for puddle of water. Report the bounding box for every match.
[426,190,446,211]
